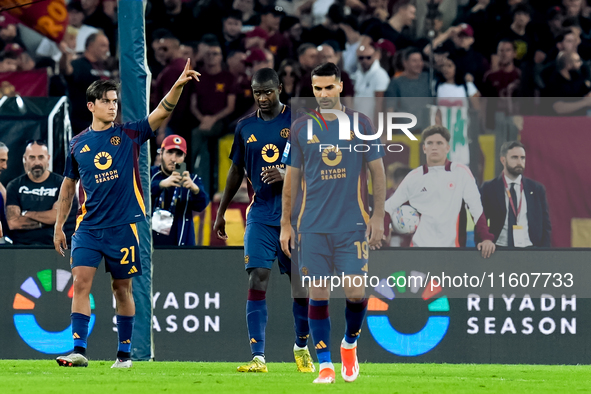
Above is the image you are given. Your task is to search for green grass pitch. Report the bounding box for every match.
[2,361,590,393]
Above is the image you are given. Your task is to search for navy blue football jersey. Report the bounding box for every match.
[230,106,291,226]
[286,106,384,233]
[64,117,154,229]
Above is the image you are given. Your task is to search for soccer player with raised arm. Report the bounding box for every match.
[53,60,200,368]
[213,68,314,373]
[280,63,386,384]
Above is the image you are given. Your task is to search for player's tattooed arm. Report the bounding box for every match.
[149,59,201,131]
[6,205,42,230]
[54,178,76,256]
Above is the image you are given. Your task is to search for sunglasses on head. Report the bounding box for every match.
[358,56,372,61]
[25,139,47,147]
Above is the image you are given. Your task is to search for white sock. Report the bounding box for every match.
[319,362,334,371]
[294,344,307,351]
[254,355,265,363]
[341,338,357,349]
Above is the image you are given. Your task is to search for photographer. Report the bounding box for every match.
[150,135,209,246]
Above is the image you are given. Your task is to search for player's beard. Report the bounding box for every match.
[506,163,524,177]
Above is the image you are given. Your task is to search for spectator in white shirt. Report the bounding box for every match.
[435,55,480,109]
[352,43,390,118]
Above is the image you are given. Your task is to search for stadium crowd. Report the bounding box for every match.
[0,0,565,247]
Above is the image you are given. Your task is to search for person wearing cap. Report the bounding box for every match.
[245,26,269,50]
[150,135,209,246]
[245,48,274,74]
[374,38,397,77]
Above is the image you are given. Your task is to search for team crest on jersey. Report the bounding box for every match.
[216,83,225,92]
[94,152,113,170]
[245,255,249,265]
[110,136,121,146]
[261,144,279,163]
[280,128,290,138]
[301,267,309,276]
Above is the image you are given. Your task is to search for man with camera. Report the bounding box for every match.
[150,134,209,246]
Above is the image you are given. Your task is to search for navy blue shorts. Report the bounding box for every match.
[298,231,368,278]
[71,223,142,279]
[244,222,291,274]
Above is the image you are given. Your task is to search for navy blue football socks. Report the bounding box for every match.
[344,298,368,344]
[309,299,331,364]
[246,289,267,357]
[71,312,90,356]
[116,315,134,360]
[293,298,310,348]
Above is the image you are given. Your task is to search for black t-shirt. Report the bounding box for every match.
[364,22,415,51]
[543,71,591,115]
[5,172,76,245]
[497,27,536,63]
[65,57,112,134]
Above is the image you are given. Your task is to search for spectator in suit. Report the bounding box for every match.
[480,141,552,247]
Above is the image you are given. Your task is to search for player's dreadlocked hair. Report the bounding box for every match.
[252,68,280,87]
[86,80,120,104]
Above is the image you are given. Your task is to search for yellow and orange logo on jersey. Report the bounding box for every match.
[280,128,290,138]
[80,145,90,153]
[322,146,342,166]
[94,152,113,170]
[261,144,279,163]
[215,83,225,92]
[110,136,121,146]
[247,135,257,143]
